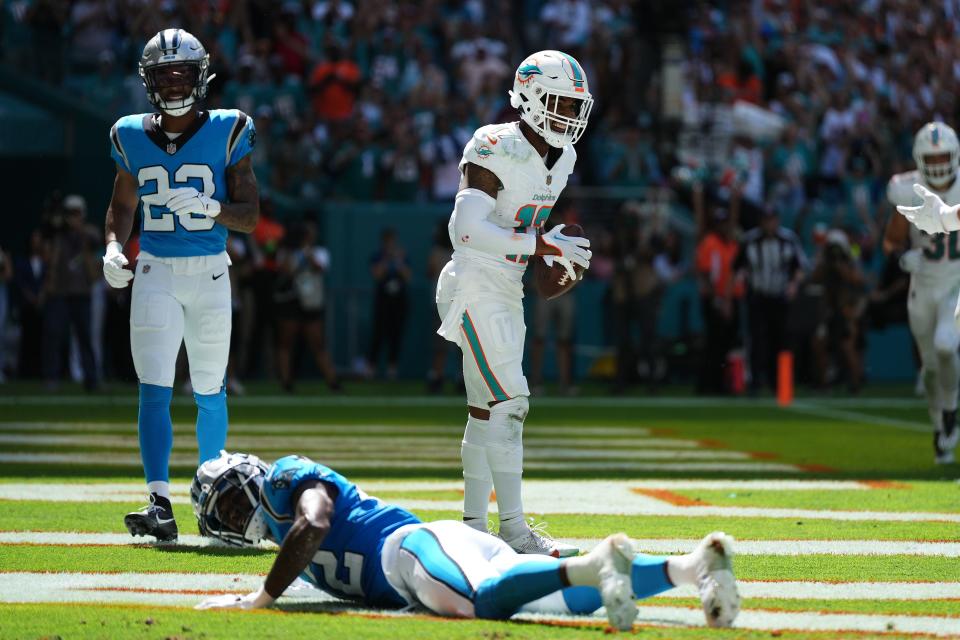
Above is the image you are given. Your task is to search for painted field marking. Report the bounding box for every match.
[3,531,959,557]
[2,480,955,521]
[0,433,701,450]
[0,453,803,474]
[1,571,958,635]
[789,403,929,433]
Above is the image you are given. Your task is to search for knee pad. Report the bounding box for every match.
[486,396,528,473]
[462,415,492,482]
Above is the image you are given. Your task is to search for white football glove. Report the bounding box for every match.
[165,187,222,218]
[896,184,960,235]
[898,248,923,274]
[540,224,591,280]
[195,586,274,611]
[102,241,134,289]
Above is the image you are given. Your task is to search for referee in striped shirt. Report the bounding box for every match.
[734,208,808,392]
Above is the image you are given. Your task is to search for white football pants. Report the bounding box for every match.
[380,520,571,618]
[130,251,231,394]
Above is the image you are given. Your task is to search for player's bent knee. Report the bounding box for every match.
[487,396,527,472]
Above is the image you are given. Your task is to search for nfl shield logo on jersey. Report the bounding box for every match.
[166,142,177,155]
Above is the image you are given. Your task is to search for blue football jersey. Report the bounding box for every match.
[109,109,255,258]
[261,455,421,607]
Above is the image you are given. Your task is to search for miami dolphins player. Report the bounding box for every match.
[886,122,960,464]
[190,451,740,630]
[436,50,593,557]
[101,29,259,541]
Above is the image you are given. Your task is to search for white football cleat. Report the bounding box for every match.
[691,532,740,627]
[499,521,579,558]
[569,533,637,631]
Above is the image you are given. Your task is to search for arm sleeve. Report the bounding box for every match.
[109,122,131,173]
[227,111,256,167]
[450,188,536,257]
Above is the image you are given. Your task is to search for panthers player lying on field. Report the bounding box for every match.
[102,29,259,542]
[191,452,740,630]
[435,50,593,557]
[886,122,960,465]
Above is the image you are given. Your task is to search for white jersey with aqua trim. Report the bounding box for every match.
[888,170,960,284]
[454,121,576,281]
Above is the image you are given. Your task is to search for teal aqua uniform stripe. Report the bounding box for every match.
[462,312,509,401]
[400,528,474,600]
[558,52,584,87]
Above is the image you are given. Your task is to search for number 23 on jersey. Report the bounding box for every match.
[139,163,216,232]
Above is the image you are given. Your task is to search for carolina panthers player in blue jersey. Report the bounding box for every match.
[101,29,259,543]
[189,452,740,629]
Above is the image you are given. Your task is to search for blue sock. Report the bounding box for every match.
[195,387,228,464]
[632,554,674,599]
[561,586,602,614]
[138,384,173,483]
[474,559,565,620]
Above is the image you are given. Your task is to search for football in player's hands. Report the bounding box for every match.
[535,224,586,300]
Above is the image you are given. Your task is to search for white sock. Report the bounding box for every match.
[461,415,493,521]
[146,480,171,500]
[665,554,698,586]
[486,397,529,536]
[463,517,488,533]
[492,475,525,534]
[938,351,959,412]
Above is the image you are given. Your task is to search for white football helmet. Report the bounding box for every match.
[913,122,959,188]
[191,451,270,547]
[509,50,593,148]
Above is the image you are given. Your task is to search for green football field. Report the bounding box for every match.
[0,383,958,639]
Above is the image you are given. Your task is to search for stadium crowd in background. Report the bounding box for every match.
[1,0,957,394]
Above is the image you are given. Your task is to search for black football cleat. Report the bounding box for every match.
[125,492,179,542]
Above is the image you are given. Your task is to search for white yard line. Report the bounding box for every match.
[4,531,958,558]
[0,452,802,474]
[789,403,930,433]
[3,480,956,521]
[0,433,700,450]
[627,606,960,636]
[0,572,957,635]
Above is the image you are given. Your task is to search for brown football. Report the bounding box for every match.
[534,224,586,300]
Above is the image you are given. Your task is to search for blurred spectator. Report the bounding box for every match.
[42,195,99,391]
[245,197,285,379]
[12,231,47,379]
[274,220,341,393]
[810,230,867,393]
[695,204,742,395]
[25,0,68,85]
[734,209,807,393]
[309,42,361,123]
[367,228,411,380]
[420,113,464,202]
[608,211,662,394]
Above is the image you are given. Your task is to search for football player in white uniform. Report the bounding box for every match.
[435,51,593,556]
[886,122,960,464]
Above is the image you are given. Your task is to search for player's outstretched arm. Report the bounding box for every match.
[262,480,337,599]
[897,184,959,235]
[102,165,139,289]
[195,479,336,611]
[218,155,260,233]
